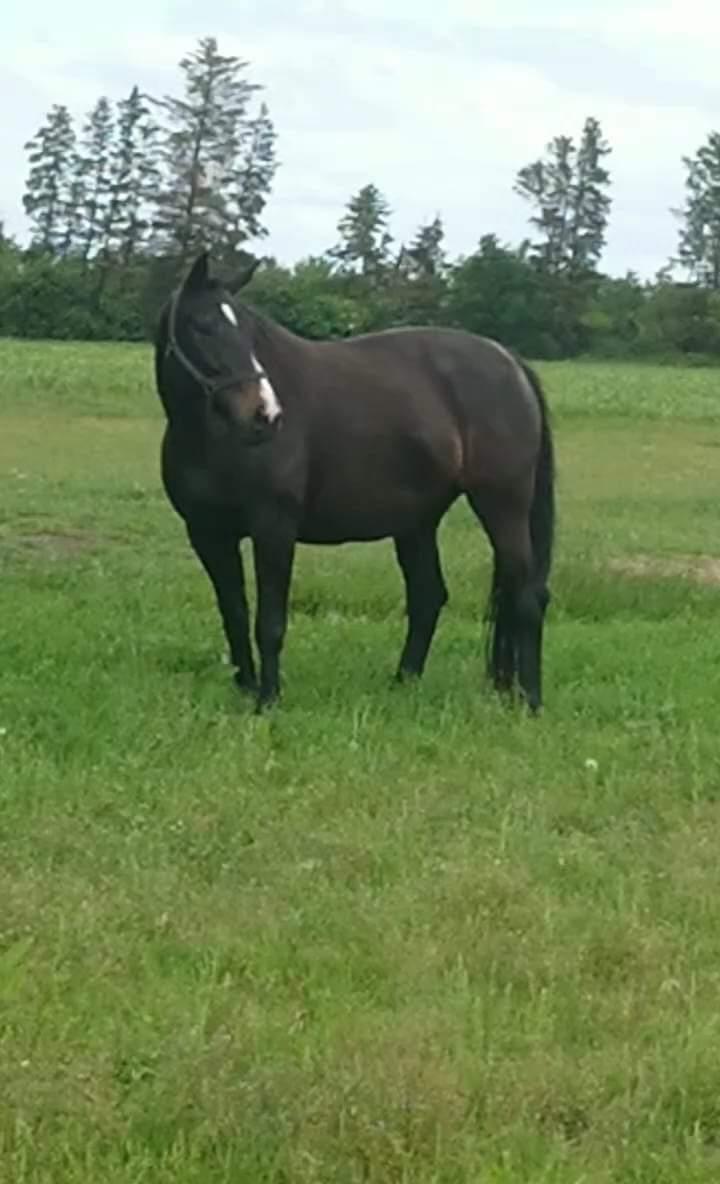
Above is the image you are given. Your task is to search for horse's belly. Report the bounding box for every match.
[299,432,459,542]
[298,514,414,545]
[298,480,451,543]
[297,515,396,544]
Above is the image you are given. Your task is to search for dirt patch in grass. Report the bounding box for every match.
[609,553,720,586]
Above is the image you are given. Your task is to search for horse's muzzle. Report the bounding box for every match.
[245,407,283,445]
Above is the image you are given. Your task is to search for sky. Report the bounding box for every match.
[2,0,718,278]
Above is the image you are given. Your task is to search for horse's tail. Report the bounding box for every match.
[520,360,555,588]
[483,360,555,677]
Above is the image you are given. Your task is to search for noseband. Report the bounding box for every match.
[165,286,267,396]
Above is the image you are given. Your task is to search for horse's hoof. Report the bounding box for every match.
[234,672,258,696]
[492,682,515,707]
[519,690,541,716]
[254,692,279,715]
[394,668,421,687]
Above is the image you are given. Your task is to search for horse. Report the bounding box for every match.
[153,250,555,714]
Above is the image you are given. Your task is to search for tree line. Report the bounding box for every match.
[1,35,720,361]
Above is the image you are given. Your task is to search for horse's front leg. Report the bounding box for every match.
[186,524,257,694]
[252,516,297,712]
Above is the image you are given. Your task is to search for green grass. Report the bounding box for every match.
[3,338,720,1182]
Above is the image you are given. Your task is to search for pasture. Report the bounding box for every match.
[2,338,720,1182]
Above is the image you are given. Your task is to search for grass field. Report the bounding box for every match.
[2,338,720,1182]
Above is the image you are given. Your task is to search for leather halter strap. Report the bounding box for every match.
[165,286,266,395]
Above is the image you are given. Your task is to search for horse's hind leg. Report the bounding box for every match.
[485,559,517,695]
[393,523,448,681]
[467,493,546,712]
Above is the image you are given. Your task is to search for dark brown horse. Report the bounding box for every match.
[154,250,555,713]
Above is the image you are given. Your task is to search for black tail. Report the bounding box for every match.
[520,360,555,587]
[483,360,555,678]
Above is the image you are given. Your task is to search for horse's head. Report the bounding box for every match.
[166,250,282,444]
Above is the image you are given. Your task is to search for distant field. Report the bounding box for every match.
[3,336,720,422]
[2,338,720,1182]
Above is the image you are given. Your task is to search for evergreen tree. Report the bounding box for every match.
[674,132,720,288]
[59,159,86,257]
[96,86,159,272]
[226,102,277,251]
[23,105,78,254]
[568,117,612,273]
[77,96,114,262]
[514,117,611,275]
[112,86,160,265]
[514,137,574,273]
[151,36,276,264]
[331,183,393,277]
[403,214,445,278]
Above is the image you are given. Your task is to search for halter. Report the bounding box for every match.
[165,285,267,396]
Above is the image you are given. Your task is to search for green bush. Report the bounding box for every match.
[0,242,718,365]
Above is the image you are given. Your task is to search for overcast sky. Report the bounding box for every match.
[2,0,718,277]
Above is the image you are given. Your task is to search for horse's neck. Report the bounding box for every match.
[249,312,309,380]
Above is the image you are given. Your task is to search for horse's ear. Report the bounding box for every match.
[228,255,263,293]
[184,250,210,293]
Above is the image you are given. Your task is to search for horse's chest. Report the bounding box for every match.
[169,455,250,518]
[182,463,225,504]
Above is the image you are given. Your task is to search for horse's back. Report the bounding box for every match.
[312,325,542,485]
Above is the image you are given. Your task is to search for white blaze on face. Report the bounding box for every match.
[251,352,282,423]
[220,301,238,327]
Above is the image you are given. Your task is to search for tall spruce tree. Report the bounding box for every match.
[674,132,720,288]
[568,117,612,272]
[77,96,114,262]
[23,105,78,254]
[331,184,393,277]
[514,116,611,275]
[59,156,86,257]
[107,86,159,265]
[151,36,276,264]
[227,102,277,250]
[404,214,445,278]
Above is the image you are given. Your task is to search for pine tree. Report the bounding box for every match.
[225,102,277,253]
[514,117,611,275]
[96,86,159,270]
[331,184,393,277]
[59,158,86,257]
[151,36,276,264]
[568,117,612,273]
[514,136,575,274]
[115,87,159,265]
[674,132,720,289]
[23,105,78,254]
[77,97,114,262]
[404,214,445,278]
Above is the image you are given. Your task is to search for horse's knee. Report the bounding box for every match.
[413,570,447,618]
[255,616,285,655]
